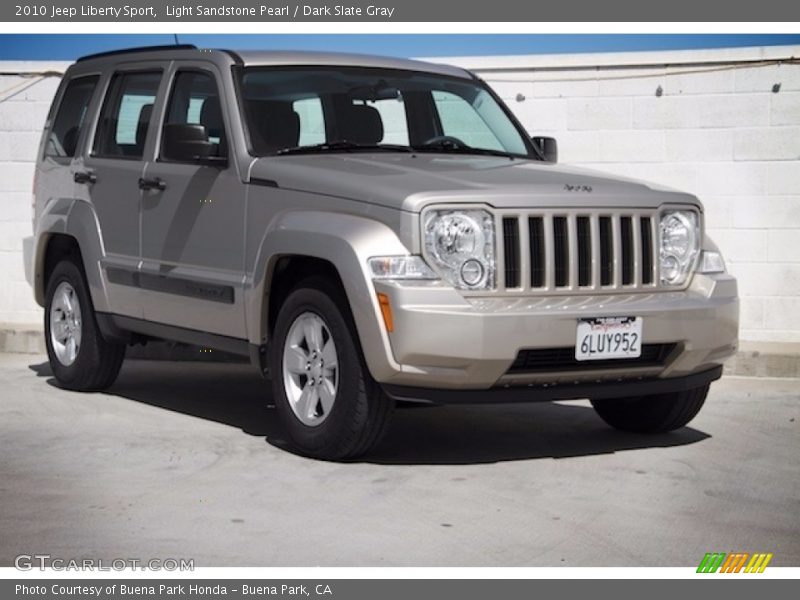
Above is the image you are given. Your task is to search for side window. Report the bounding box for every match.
[432,90,504,151]
[162,70,227,160]
[93,71,161,159]
[45,75,99,158]
[293,97,325,146]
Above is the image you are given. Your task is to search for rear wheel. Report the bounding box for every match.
[590,384,710,433]
[270,277,394,460]
[45,259,125,391]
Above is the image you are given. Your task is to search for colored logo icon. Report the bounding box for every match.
[697,552,773,573]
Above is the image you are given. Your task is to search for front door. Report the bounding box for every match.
[83,66,165,318]
[139,65,246,338]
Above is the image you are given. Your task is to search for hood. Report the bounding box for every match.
[248,153,700,212]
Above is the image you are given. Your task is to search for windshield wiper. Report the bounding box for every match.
[276,141,413,155]
[412,142,519,159]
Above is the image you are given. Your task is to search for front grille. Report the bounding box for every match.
[500,211,659,293]
[507,343,677,374]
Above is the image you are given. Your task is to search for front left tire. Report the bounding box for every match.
[44,258,125,391]
[270,276,394,460]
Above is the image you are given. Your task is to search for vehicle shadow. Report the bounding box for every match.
[29,359,710,466]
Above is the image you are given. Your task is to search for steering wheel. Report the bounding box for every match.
[420,135,468,149]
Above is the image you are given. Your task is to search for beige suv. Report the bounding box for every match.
[24,45,738,459]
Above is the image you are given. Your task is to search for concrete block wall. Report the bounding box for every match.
[435,45,800,343]
[1,47,799,345]
[0,62,70,328]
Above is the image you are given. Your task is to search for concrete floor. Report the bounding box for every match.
[0,353,798,567]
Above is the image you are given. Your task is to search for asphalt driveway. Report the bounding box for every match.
[0,353,797,567]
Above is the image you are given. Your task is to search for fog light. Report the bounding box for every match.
[460,259,485,287]
[661,255,680,283]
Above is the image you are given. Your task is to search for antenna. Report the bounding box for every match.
[173,34,180,45]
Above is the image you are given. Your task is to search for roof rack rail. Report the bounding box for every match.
[77,44,198,63]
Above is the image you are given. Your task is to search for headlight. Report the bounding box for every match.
[660,210,700,286]
[423,209,496,290]
[368,256,438,280]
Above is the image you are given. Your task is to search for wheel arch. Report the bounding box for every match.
[34,198,109,312]
[248,211,408,382]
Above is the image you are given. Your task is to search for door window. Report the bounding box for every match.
[93,71,161,159]
[161,70,227,160]
[45,75,99,158]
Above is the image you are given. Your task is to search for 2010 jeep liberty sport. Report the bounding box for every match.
[24,45,739,459]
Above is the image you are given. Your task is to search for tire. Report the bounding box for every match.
[270,276,394,460]
[590,384,710,433]
[44,258,125,391]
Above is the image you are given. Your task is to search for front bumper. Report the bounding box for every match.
[370,272,738,391]
[383,365,723,404]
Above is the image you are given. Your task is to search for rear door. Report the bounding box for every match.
[82,65,166,317]
[139,64,246,338]
[38,72,100,234]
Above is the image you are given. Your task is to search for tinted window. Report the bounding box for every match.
[162,70,226,160]
[93,71,161,159]
[240,67,532,157]
[433,90,504,151]
[46,75,99,158]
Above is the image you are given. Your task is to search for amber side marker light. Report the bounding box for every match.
[376,292,394,333]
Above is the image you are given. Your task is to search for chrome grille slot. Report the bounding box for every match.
[621,216,634,285]
[577,216,591,287]
[599,216,613,286]
[502,217,520,288]
[553,216,569,288]
[641,216,654,285]
[529,217,546,288]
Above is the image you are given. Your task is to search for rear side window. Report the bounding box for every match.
[93,71,161,159]
[45,75,99,158]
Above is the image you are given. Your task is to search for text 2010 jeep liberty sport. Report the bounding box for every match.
[24,45,739,459]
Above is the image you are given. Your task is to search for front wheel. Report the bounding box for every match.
[590,384,710,433]
[44,258,125,391]
[270,277,394,460]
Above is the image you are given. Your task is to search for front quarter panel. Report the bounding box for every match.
[247,209,410,381]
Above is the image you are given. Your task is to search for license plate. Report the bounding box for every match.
[575,317,642,361]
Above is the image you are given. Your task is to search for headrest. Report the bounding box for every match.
[246,100,300,154]
[340,104,383,145]
[200,96,224,139]
[135,103,153,150]
[62,127,80,157]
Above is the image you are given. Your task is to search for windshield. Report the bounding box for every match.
[239,66,535,158]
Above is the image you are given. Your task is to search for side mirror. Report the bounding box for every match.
[162,123,225,165]
[532,136,558,163]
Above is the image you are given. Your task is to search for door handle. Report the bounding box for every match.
[73,171,96,184]
[138,177,166,191]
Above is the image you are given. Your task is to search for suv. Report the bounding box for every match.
[24,45,738,459]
